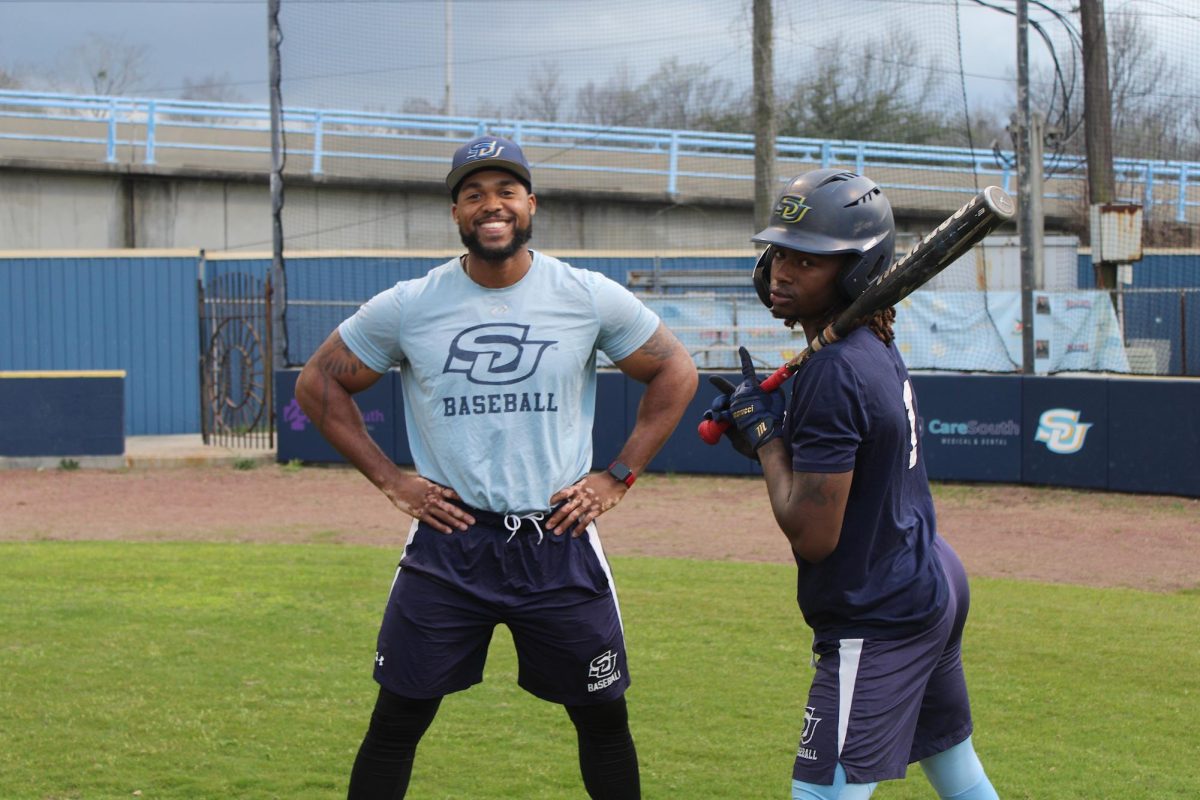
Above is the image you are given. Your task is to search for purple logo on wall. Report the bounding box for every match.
[283,398,310,431]
[282,398,385,431]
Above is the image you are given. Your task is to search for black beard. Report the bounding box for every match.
[460,221,533,263]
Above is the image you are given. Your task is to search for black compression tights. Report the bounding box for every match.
[565,697,641,799]
[346,687,441,800]
[345,688,639,799]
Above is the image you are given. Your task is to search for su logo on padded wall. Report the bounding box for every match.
[774,194,812,223]
[1034,408,1092,454]
[444,323,556,385]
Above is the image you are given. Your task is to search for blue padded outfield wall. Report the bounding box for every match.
[0,371,125,457]
[3,250,1198,452]
[276,369,1200,499]
[0,253,199,435]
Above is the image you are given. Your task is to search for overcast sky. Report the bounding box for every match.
[1,0,1194,125]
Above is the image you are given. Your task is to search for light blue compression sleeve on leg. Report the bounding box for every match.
[792,763,877,800]
[918,736,999,799]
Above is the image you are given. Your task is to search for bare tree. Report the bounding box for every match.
[509,61,568,122]
[0,65,21,90]
[1106,13,1185,158]
[61,34,149,96]
[399,97,444,115]
[777,31,950,143]
[1184,106,1200,162]
[571,58,741,131]
[179,72,246,104]
[638,57,741,130]
[1034,10,1193,162]
[961,101,1012,152]
[573,64,649,128]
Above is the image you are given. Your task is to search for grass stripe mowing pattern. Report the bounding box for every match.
[0,541,1197,799]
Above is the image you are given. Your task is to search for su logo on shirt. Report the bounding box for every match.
[444,323,556,385]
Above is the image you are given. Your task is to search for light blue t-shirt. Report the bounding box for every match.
[338,250,660,513]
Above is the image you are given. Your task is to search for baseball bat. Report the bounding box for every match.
[699,185,1015,445]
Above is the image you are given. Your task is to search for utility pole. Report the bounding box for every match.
[1014,0,1039,374]
[752,0,776,234]
[1081,0,1119,291]
[267,0,287,373]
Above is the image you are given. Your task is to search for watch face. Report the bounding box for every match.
[608,462,634,486]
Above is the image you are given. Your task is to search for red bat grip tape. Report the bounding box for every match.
[696,363,792,445]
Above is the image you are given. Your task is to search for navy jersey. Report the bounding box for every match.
[783,326,947,643]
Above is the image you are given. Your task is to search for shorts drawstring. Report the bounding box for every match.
[504,512,546,544]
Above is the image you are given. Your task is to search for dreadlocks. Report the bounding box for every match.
[867,306,895,346]
[784,305,896,346]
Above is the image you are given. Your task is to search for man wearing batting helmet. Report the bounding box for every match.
[296,133,698,799]
[704,169,1000,800]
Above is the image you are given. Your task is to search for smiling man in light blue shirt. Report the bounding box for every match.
[296,133,698,799]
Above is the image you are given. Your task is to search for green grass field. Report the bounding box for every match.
[1,541,1197,799]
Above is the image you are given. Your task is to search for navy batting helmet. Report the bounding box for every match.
[751,169,896,306]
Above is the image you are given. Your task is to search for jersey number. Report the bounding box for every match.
[902,379,918,470]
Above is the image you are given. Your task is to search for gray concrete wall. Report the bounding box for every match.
[279,183,754,251]
[0,160,760,253]
[1,169,126,249]
[0,164,273,251]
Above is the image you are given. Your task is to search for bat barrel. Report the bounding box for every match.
[983,185,1017,219]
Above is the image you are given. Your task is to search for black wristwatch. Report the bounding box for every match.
[606,460,636,488]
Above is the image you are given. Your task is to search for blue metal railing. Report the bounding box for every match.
[1,89,1197,222]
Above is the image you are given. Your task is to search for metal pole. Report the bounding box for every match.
[1181,290,1188,376]
[444,0,454,116]
[1080,0,1118,295]
[1016,0,1036,374]
[197,252,209,445]
[1030,111,1045,291]
[752,0,776,235]
[268,0,287,374]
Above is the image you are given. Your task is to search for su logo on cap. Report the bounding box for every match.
[466,140,506,162]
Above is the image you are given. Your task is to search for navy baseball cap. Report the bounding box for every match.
[446,134,532,199]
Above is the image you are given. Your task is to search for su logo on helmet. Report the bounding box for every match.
[774,194,811,223]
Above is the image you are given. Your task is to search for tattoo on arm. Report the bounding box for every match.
[312,342,364,431]
[636,326,680,362]
[793,473,834,507]
[317,343,364,377]
[315,373,331,431]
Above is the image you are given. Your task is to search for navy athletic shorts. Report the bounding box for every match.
[371,505,630,706]
[792,536,975,785]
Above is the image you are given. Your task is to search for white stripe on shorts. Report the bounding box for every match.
[389,518,421,595]
[583,521,624,635]
[837,638,864,757]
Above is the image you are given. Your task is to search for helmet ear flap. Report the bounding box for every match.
[753,246,774,308]
[836,228,896,299]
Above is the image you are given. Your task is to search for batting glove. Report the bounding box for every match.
[727,346,785,452]
[703,375,760,461]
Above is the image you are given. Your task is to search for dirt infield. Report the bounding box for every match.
[2,465,1198,592]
